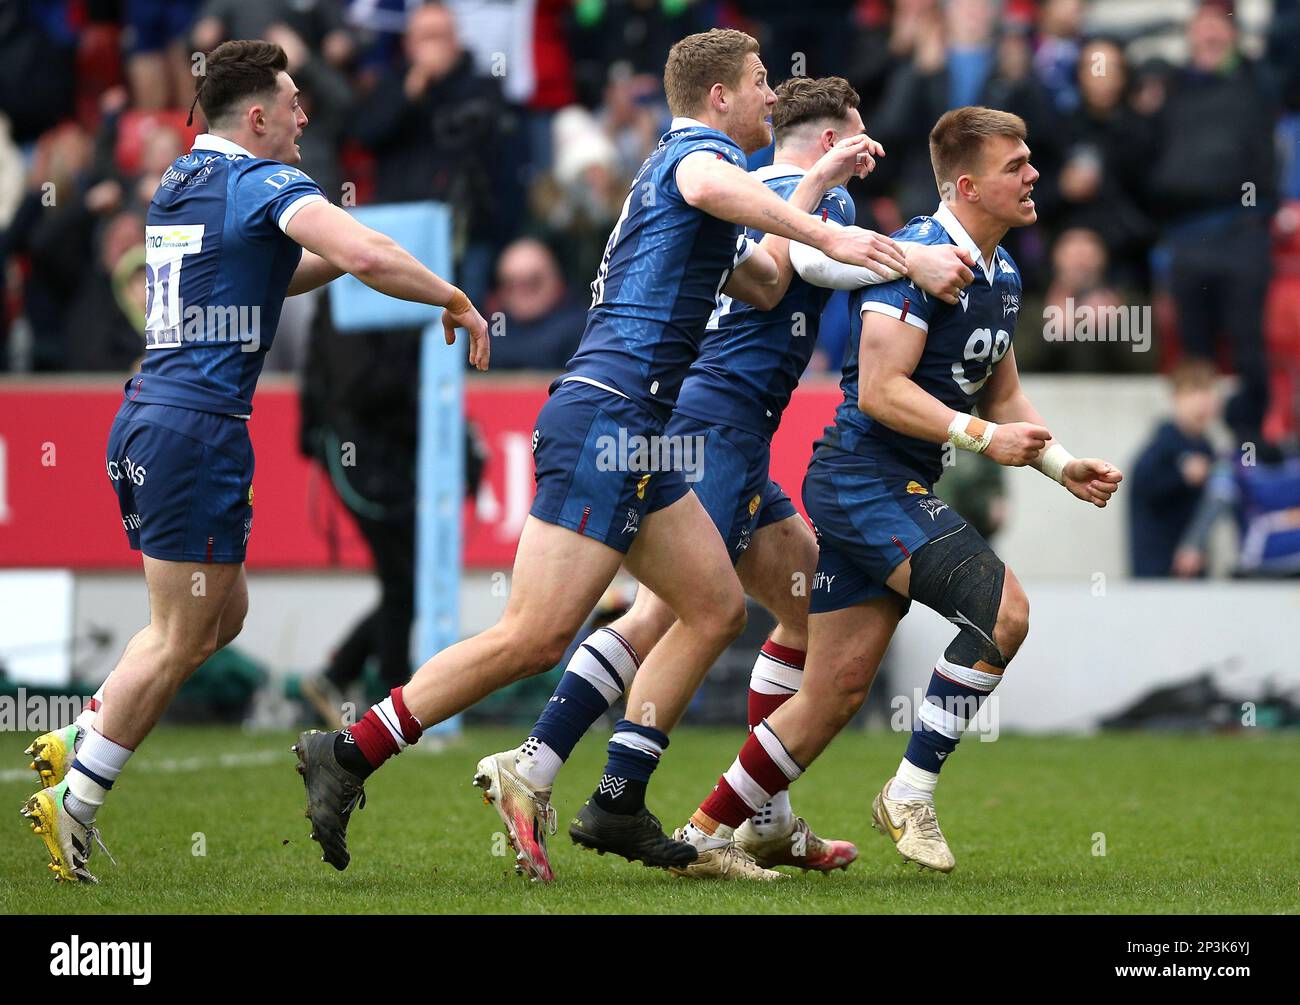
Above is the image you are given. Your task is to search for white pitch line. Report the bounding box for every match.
[0,748,284,785]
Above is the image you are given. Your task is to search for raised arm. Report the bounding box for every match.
[675,144,908,278]
[285,200,490,370]
[791,234,975,304]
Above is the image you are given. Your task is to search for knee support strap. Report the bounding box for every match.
[907,524,1007,670]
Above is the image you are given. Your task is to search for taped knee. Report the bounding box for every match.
[908,525,1007,670]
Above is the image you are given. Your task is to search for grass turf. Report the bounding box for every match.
[1,726,1296,914]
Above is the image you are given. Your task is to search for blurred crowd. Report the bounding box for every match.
[1,0,1299,439]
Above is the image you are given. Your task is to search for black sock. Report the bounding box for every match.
[591,773,647,814]
[333,729,374,779]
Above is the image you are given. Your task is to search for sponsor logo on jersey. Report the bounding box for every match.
[905,480,928,495]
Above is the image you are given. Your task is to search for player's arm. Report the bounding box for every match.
[675,143,907,278]
[977,345,1122,506]
[285,201,489,370]
[287,250,344,296]
[721,239,782,310]
[856,311,1050,466]
[791,234,975,304]
[726,135,888,308]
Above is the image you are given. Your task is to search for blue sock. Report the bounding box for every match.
[592,719,668,814]
[524,628,639,783]
[904,657,1001,774]
[529,673,610,762]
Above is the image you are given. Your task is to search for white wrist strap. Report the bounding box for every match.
[1040,442,1075,485]
[947,413,996,454]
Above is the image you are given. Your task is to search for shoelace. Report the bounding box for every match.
[721,842,763,876]
[89,827,118,867]
[535,797,558,836]
[912,802,943,841]
[340,782,366,816]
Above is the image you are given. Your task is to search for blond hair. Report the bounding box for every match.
[663,29,760,118]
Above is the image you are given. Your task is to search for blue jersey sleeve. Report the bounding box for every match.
[234,161,326,239]
[857,216,948,332]
[660,132,746,204]
[817,186,855,228]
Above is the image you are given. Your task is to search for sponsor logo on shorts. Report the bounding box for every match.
[122,513,142,531]
[748,493,762,516]
[247,484,254,506]
[531,429,540,453]
[635,473,651,500]
[812,570,836,592]
[622,508,640,535]
[905,480,928,495]
[106,456,147,486]
[918,496,949,521]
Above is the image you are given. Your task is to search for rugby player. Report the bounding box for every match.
[671,107,1123,875]
[21,39,489,883]
[293,29,913,874]
[475,76,977,881]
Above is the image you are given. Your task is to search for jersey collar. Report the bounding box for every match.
[192,133,255,159]
[933,202,994,286]
[752,162,806,182]
[668,116,718,136]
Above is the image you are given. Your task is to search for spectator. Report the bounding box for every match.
[123,0,203,110]
[485,238,586,370]
[1033,227,1138,373]
[350,2,513,303]
[0,0,75,143]
[65,210,147,372]
[1046,38,1156,289]
[1174,443,1300,578]
[1129,359,1219,577]
[1143,0,1278,444]
[192,0,354,69]
[531,105,623,286]
[1033,0,1084,113]
[1,123,99,370]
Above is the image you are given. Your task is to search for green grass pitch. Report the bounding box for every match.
[1,725,1296,914]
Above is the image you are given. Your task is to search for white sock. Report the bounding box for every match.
[516,736,564,788]
[64,727,133,824]
[891,759,939,802]
[682,819,731,850]
[750,789,794,837]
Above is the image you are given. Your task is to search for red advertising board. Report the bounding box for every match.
[0,376,842,570]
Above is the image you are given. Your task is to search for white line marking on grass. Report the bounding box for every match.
[0,749,283,784]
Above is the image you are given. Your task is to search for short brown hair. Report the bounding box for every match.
[772,76,860,141]
[195,40,288,128]
[1171,357,1218,393]
[664,29,760,118]
[928,106,1027,187]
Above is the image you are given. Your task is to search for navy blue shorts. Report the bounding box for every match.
[665,414,796,563]
[106,400,254,564]
[803,448,968,615]
[529,380,691,553]
[125,0,201,53]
